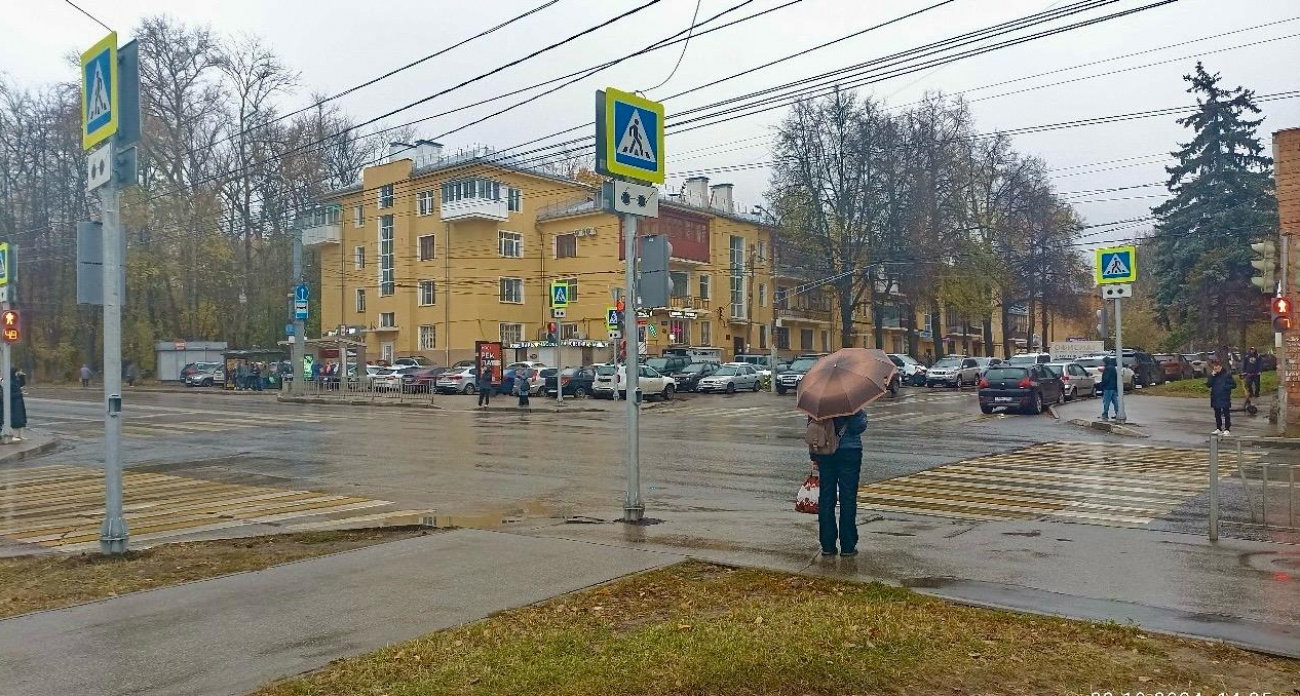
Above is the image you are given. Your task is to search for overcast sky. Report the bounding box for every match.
[4,0,1298,250]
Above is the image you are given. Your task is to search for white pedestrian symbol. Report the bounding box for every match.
[1104,253,1130,277]
[554,286,567,304]
[88,61,110,122]
[617,109,656,164]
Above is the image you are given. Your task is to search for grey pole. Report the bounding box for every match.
[1,323,10,443]
[291,224,305,394]
[555,343,563,404]
[1276,233,1288,435]
[99,179,128,554]
[770,299,780,393]
[1208,433,1219,541]
[1114,296,1126,424]
[623,213,643,522]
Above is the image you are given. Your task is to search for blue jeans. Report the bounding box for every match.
[1101,389,1118,418]
[814,449,862,554]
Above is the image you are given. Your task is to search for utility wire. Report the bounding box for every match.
[641,0,703,93]
[61,0,112,33]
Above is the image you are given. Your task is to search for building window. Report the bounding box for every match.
[759,283,767,307]
[378,184,394,209]
[499,230,522,258]
[353,245,365,270]
[821,330,830,351]
[354,205,363,227]
[419,325,436,350]
[508,187,522,212]
[418,234,436,261]
[417,190,434,216]
[379,312,396,328]
[670,319,690,345]
[378,215,395,296]
[419,280,436,306]
[801,328,814,351]
[555,232,577,259]
[499,277,523,304]
[500,323,523,344]
[700,321,712,346]
[558,277,578,302]
[355,288,366,313]
[699,275,711,301]
[560,323,580,340]
[757,240,768,263]
[729,235,746,319]
[776,327,790,350]
[759,325,768,349]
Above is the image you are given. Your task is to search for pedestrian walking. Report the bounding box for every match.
[2,368,28,441]
[125,362,139,388]
[1207,362,1237,436]
[476,369,493,408]
[311,359,322,387]
[251,362,263,392]
[1099,355,1120,421]
[1242,347,1261,399]
[806,410,868,556]
[515,368,531,408]
[79,364,92,388]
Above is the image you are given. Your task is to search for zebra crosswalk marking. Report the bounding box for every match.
[857,442,1254,528]
[56,414,325,440]
[0,465,404,550]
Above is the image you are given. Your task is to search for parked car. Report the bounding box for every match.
[1181,353,1208,377]
[731,354,777,378]
[1153,353,1193,381]
[435,366,479,394]
[367,366,403,391]
[972,357,1003,376]
[887,353,927,386]
[1075,356,1136,391]
[698,364,761,393]
[1122,350,1165,387]
[451,359,476,369]
[401,366,447,393]
[669,362,720,392]
[663,346,724,364]
[592,364,675,400]
[978,364,1064,414]
[393,356,431,368]
[497,366,546,395]
[506,360,548,371]
[184,363,225,387]
[545,366,598,397]
[775,354,827,395]
[1007,352,1052,366]
[645,355,692,377]
[926,356,980,388]
[1044,362,1097,400]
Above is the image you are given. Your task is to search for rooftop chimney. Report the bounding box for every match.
[411,139,444,167]
[683,176,710,207]
[387,141,414,163]
[710,183,734,214]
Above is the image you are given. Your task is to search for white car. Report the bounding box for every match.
[435,366,479,394]
[926,356,980,388]
[698,364,762,393]
[592,364,675,401]
[1074,356,1136,391]
[731,354,776,378]
[888,353,927,386]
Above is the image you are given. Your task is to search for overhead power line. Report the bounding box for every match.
[61,0,112,33]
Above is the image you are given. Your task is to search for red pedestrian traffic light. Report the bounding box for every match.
[615,299,625,313]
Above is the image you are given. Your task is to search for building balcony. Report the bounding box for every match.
[778,306,832,323]
[670,295,710,310]
[300,204,341,247]
[440,196,508,222]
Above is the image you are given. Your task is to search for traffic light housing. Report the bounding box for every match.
[547,322,558,343]
[1271,296,1292,333]
[0,309,18,343]
[1251,240,1277,293]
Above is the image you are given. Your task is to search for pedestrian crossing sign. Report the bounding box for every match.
[1095,245,1137,285]
[596,88,665,184]
[550,280,569,308]
[81,32,119,151]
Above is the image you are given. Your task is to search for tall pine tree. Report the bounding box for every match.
[1149,62,1277,350]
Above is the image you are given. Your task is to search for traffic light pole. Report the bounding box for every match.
[1114,296,1127,424]
[99,178,128,554]
[1278,233,1288,435]
[1,310,10,443]
[623,212,643,522]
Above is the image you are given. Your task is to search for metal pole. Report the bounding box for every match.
[444,222,452,368]
[623,213,643,522]
[556,344,563,404]
[99,180,128,554]
[1208,433,1219,542]
[1,332,10,443]
[1277,232,1288,435]
[1114,296,1126,423]
[292,225,305,395]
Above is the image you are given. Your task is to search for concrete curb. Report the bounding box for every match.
[1068,418,1149,437]
[0,433,61,465]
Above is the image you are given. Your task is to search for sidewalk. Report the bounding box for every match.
[0,529,681,696]
[0,428,58,464]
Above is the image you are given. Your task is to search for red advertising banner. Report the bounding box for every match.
[475,341,503,385]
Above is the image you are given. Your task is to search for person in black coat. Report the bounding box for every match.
[1206,362,1236,435]
[1,367,27,441]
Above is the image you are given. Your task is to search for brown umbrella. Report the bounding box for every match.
[795,348,896,420]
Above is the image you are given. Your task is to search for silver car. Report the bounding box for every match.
[697,364,761,393]
[1044,361,1097,400]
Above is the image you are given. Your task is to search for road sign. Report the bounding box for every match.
[606,307,621,330]
[1,310,18,343]
[1096,245,1137,285]
[87,143,113,192]
[81,32,119,151]
[550,280,570,308]
[606,180,659,217]
[595,88,665,184]
[294,283,309,303]
[0,242,8,287]
[294,300,309,321]
[1101,283,1132,299]
[608,329,622,340]
[285,323,295,336]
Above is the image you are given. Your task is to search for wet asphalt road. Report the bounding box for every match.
[22,384,1121,524]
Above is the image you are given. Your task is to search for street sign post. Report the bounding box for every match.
[1096,245,1138,423]
[81,32,119,151]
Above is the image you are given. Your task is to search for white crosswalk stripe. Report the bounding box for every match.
[56,415,324,441]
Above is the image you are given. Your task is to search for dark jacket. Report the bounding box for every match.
[822,411,868,451]
[1242,353,1261,376]
[2,369,26,429]
[1100,365,1118,391]
[1206,371,1237,409]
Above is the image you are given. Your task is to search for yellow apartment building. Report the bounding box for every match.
[302,143,777,365]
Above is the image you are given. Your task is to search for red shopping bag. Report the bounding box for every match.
[795,465,819,514]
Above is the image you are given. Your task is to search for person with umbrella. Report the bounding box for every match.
[796,348,895,557]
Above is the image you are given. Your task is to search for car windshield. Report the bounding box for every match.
[973,358,994,366]
[1043,365,1064,377]
[789,357,819,371]
[1076,358,1104,368]
[1008,355,1039,365]
[932,358,963,368]
[645,358,669,371]
[680,364,709,374]
[713,366,740,376]
[986,367,1028,380]
[893,354,919,365]
[596,365,617,376]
